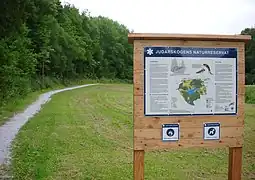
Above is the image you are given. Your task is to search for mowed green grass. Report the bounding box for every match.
[0,91,42,125]
[11,84,255,180]
[0,79,98,126]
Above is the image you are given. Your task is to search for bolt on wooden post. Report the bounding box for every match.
[128,33,251,180]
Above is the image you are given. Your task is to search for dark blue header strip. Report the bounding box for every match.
[144,47,237,58]
[162,124,179,128]
[204,123,220,127]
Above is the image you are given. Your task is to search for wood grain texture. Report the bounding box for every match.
[133,39,245,151]
[228,147,243,180]
[134,137,243,151]
[133,150,144,180]
[134,127,243,139]
[128,33,251,44]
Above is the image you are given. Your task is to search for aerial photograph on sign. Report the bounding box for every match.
[144,47,237,116]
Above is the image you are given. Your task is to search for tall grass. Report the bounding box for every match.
[245,85,255,104]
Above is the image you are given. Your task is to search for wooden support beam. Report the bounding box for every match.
[228,147,243,180]
[134,150,144,180]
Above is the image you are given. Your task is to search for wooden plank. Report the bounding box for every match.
[236,44,245,128]
[228,147,243,180]
[133,40,143,121]
[238,45,245,79]
[134,70,144,96]
[133,40,144,71]
[134,127,243,140]
[134,118,244,129]
[134,116,244,129]
[134,150,144,180]
[134,137,243,151]
[135,39,245,48]
[134,70,144,84]
[128,33,251,44]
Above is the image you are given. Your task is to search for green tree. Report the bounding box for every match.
[241,26,255,84]
[0,0,133,104]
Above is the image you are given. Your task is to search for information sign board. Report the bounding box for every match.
[128,33,251,180]
[144,47,237,116]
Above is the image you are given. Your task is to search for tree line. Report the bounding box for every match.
[0,0,133,105]
[0,0,254,105]
[241,27,255,84]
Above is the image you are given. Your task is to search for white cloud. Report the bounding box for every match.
[61,0,255,34]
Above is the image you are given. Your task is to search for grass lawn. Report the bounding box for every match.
[0,91,43,126]
[0,82,89,126]
[10,84,255,180]
[0,79,128,126]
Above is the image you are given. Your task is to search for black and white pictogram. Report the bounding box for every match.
[166,129,175,137]
[162,124,179,141]
[208,128,216,136]
[204,122,220,140]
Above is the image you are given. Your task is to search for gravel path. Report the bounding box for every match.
[0,84,97,165]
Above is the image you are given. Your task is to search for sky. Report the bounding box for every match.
[61,0,255,35]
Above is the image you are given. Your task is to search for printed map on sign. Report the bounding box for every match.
[178,79,206,106]
[144,47,237,116]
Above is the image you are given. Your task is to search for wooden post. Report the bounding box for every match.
[228,147,243,180]
[134,150,144,180]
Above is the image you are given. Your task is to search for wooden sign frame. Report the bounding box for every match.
[128,33,251,180]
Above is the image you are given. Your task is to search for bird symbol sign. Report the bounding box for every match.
[162,124,179,141]
[203,122,220,140]
[196,63,213,75]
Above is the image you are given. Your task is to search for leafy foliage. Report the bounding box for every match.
[0,0,254,105]
[241,27,255,84]
[0,0,133,105]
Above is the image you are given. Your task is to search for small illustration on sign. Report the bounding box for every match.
[162,124,179,141]
[203,122,220,140]
[146,48,153,55]
[166,129,175,137]
[208,127,216,136]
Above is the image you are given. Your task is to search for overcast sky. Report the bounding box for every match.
[61,0,255,35]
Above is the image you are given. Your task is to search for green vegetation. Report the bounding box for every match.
[0,78,130,125]
[0,164,11,179]
[10,84,255,180]
[0,80,86,126]
[245,85,255,104]
[0,0,255,178]
[0,0,254,110]
[0,91,41,125]
[241,28,255,84]
[0,0,133,108]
